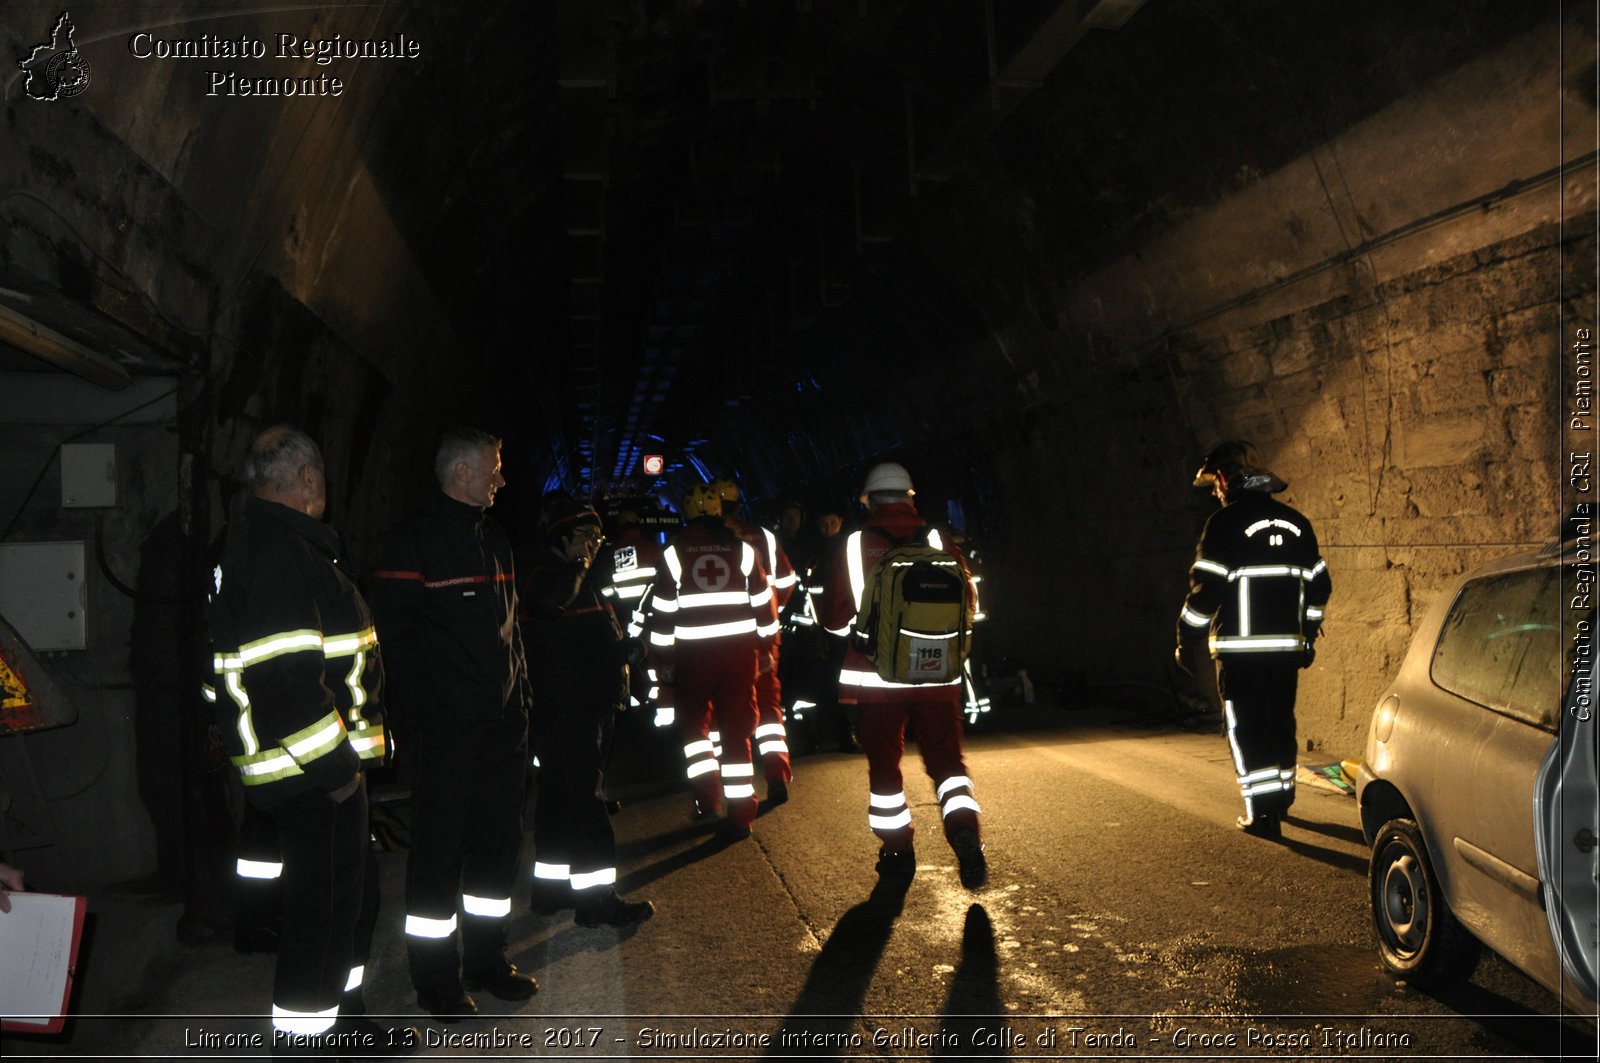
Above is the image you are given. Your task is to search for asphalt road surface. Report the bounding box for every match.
[10,706,1597,1060]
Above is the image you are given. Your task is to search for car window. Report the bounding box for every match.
[1430,566,1564,731]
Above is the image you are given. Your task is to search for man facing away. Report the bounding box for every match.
[369,428,537,1020]
[813,461,988,890]
[1175,441,1332,840]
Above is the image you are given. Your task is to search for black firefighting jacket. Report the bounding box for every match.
[520,550,631,711]
[1178,489,1332,662]
[207,496,386,808]
[368,491,530,725]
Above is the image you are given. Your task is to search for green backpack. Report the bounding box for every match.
[853,533,972,684]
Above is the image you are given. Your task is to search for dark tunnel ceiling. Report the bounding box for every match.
[349,0,1551,501]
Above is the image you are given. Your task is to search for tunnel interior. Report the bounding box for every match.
[0,0,1595,889]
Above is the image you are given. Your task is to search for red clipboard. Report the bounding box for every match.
[0,892,87,1034]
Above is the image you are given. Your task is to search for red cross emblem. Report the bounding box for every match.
[691,553,732,591]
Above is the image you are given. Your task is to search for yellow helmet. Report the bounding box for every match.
[681,483,723,520]
[711,478,740,504]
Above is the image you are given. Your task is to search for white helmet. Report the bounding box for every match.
[862,461,914,495]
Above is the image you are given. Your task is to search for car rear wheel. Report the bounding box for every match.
[1369,817,1479,985]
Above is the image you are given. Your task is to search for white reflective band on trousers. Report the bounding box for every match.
[570,867,618,891]
[236,858,284,880]
[755,721,789,756]
[683,738,719,779]
[868,790,913,830]
[936,775,981,818]
[345,965,364,992]
[1223,700,1288,819]
[462,894,511,918]
[404,912,458,939]
[533,861,570,882]
[721,760,756,800]
[273,1002,339,1035]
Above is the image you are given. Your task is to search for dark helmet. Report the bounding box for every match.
[1192,440,1286,494]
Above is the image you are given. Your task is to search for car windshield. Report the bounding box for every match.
[1430,565,1566,730]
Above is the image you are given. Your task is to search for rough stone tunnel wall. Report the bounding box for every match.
[872,14,1596,754]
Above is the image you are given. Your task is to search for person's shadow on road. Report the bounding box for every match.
[935,904,1009,1058]
[767,876,912,1061]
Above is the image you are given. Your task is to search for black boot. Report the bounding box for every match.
[574,889,655,928]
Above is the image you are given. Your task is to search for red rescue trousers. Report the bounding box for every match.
[673,641,761,829]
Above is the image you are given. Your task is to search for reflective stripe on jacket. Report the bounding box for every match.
[1178,490,1331,659]
[208,496,383,806]
[648,517,778,653]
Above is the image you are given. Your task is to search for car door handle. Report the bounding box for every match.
[1576,828,1598,854]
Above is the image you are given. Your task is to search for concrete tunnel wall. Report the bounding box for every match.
[735,11,1597,756]
[0,1,1594,891]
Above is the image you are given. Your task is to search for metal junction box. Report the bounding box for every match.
[0,541,88,651]
[60,442,117,508]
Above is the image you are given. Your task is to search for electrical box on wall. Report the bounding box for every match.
[0,541,88,651]
[61,442,117,508]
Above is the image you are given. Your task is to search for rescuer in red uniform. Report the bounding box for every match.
[649,484,779,838]
[814,462,988,888]
[713,477,796,806]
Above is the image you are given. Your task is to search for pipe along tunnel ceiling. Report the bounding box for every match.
[0,1,1595,748]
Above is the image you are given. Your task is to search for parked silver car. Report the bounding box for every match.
[1356,542,1597,1010]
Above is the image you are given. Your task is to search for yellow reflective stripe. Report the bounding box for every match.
[283,709,348,765]
[231,748,302,783]
[200,683,217,703]
[1181,606,1212,627]
[347,725,386,760]
[321,626,378,657]
[236,629,324,666]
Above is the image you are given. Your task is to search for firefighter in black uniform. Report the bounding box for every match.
[369,428,537,1020]
[206,425,406,1049]
[521,499,655,927]
[1175,442,1332,839]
